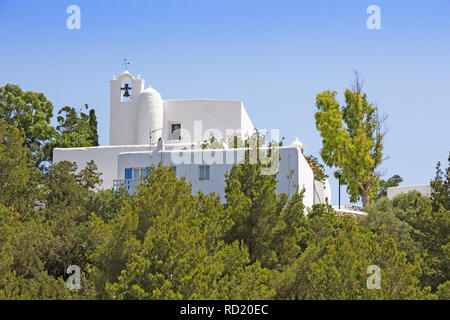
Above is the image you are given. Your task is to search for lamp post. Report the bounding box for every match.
[336,171,342,210]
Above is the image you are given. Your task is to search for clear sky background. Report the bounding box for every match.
[0,0,449,206]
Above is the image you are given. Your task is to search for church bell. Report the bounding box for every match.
[121,83,132,98]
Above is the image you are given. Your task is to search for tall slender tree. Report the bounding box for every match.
[315,72,385,207]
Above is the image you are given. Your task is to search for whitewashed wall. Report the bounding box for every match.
[116,146,315,210]
[56,71,320,211]
[387,184,431,199]
[109,72,145,145]
[53,145,150,189]
[163,100,247,144]
[297,151,314,209]
[54,145,318,211]
[324,178,332,204]
[110,72,255,147]
[240,105,255,138]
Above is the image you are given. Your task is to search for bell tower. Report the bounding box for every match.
[109,70,144,145]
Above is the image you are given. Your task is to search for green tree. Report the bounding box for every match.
[377,174,403,199]
[38,160,103,288]
[0,119,37,211]
[0,84,99,168]
[105,210,275,299]
[87,207,141,299]
[304,154,328,184]
[0,204,72,299]
[224,159,306,269]
[436,280,450,300]
[77,160,103,190]
[314,72,384,207]
[363,164,449,293]
[49,105,99,161]
[430,153,450,212]
[88,166,277,299]
[360,197,417,258]
[286,211,434,299]
[83,188,132,222]
[392,191,449,291]
[0,84,56,167]
[300,204,348,248]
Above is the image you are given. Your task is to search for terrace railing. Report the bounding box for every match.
[113,179,140,194]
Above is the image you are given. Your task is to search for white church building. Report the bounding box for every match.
[53,71,331,210]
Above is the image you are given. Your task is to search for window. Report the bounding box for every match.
[170,123,181,140]
[133,168,147,180]
[125,167,149,180]
[199,165,210,181]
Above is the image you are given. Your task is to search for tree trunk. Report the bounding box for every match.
[361,191,370,208]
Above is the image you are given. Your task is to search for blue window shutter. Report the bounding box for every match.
[173,166,176,173]
[125,168,132,179]
[146,167,150,176]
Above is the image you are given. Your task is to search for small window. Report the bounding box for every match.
[170,123,181,140]
[199,165,210,180]
[132,168,147,180]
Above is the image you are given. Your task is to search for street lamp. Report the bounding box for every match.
[336,171,342,210]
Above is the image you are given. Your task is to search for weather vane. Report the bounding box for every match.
[122,58,130,71]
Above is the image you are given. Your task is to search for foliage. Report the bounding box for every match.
[430,153,450,212]
[0,149,447,299]
[51,105,99,155]
[377,174,403,199]
[361,159,450,292]
[0,204,72,299]
[88,166,277,299]
[0,84,99,168]
[0,84,55,167]
[0,85,447,300]
[314,73,384,207]
[224,155,307,270]
[0,119,38,212]
[304,154,328,183]
[286,222,434,299]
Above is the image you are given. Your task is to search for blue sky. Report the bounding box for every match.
[0,0,449,205]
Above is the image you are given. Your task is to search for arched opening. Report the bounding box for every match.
[120,78,133,102]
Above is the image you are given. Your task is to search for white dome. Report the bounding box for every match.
[291,137,306,150]
[142,86,161,97]
[136,85,163,145]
